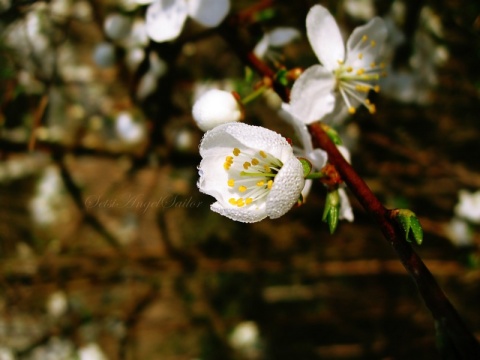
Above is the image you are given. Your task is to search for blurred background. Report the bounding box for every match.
[1,0,480,359]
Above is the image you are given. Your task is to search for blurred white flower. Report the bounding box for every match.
[229,321,262,359]
[290,5,388,124]
[136,52,168,100]
[198,123,305,222]
[78,343,108,360]
[445,217,473,248]
[93,42,117,68]
[145,0,230,42]
[30,166,65,226]
[192,89,242,131]
[455,190,480,224]
[343,0,375,21]
[115,112,146,144]
[253,27,300,60]
[104,13,133,40]
[47,291,68,318]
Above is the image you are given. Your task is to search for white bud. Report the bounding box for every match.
[192,89,242,131]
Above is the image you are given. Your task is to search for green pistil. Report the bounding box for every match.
[240,171,276,178]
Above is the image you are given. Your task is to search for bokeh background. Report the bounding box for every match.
[1,0,480,359]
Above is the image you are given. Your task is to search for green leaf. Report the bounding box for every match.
[324,126,343,145]
[394,209,423,245]
[298,157,312,177]
[275,69,289,86]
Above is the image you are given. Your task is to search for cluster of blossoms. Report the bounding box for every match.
[190,5,388,225]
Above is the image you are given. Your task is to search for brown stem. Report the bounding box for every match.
[309,124,480,358]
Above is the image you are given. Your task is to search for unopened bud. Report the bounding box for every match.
[192,90,243,131]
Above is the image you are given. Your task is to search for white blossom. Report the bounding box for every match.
[115,111,146,144]
[198,123,305,223]
[192,89,242,131]
[454,190,480,224]
[145,0,230,43]
[289,5,387,124]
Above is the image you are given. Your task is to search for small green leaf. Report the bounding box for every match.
[298,157,312,177]
[324,126,343,145]
[275,69,289,86]
[394,209,423,245]
[322,190,340,234]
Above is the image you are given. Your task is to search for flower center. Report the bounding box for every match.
[223,147,283,208]
[333,34,386,115]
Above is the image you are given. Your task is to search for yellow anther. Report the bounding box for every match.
[337,59,344,65]
[259,151,267,158]
[233,148,241,156]
[362,35,368,42]
[358,53,363,60]
[370,62,376,68]
[224,162,231,170]
[346,66,353,73]
[225,156,233,162]
[264,165,271,173]
[229,198,236,205]
[374,85,380,92]
[348,107,356,114]
[237,198,245,207]
[380,62,386,69]
[239,185,247,192]
[228,179,235,187]
[365,99,371,105]
[246,198,253,205]
[370,40,376,47]
[267,180,273,189]
[251,158,259,165]
[243,162,251,169]
[368,104,376,114]
[356,68,365,75]
[256,180,265,187]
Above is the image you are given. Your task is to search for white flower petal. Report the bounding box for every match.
[289,65,336,124]
[188,0,229,27]
[306,5,345,70]
[267,27,301,47]
[253,34,270,59]
[211,200,267,223]
[266,157,305,219]
[146,0,188,42]
[338,188,354,221]
[345,17,387,68]
[199,122,292,163]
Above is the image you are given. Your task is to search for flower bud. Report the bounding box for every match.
[192,89,242,132]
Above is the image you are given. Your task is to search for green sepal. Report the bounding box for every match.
[298,157,312,177]
[322,190,340,234]
[395,209,423,245]
[275,69,289,86]
[324,126,343,145]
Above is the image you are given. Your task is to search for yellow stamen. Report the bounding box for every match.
[267,180,273,189]
[228,179,235,187]
[356,68,365,75]
[374,85,380,92]
[259,151,267,158]
[346,66,353,73]
[348,107,356,114]
[368,104,376,114]
[362,35,368,42]
[229,198,236,205]
[264,165,271,173]
[246,198,253,205]
[256,180,265,187]
[233,148,240,156]
[225,156,233,162]
[237,199,245,207]
[224,162,231,170]
[251,158,259,165]
[370,40,376,47]
[358,53,363,60]
[243,162,251,169]
[239,185,247,192]
[337,59,344,65]
[370,62,376,68]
